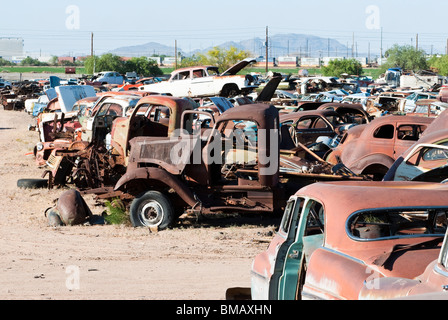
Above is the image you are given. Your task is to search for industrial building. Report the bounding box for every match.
[0,38,24,61]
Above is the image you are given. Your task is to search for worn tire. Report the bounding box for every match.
[17,178,48,189]
[220,84,240,98]
[130,191,175,230]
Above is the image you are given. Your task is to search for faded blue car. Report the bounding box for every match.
[95,71,124,85]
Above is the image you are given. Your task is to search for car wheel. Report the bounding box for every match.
[17,178,48,189]
[130,191,175,230]
[221,84,239,98]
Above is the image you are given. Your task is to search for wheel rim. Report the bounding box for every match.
[139,201,164,227]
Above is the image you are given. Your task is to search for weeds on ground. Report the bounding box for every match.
[103,198,130,226]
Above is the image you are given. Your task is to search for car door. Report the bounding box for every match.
[171,70,192,97]
[251,197,303,300]
[113,72,123,85]
[368,123,396,160]
[277,198,325,300]
[394,124,426,159]
[190,69,214,97]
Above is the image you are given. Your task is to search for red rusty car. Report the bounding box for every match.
[251,180,448,300]
[326,115,434,180]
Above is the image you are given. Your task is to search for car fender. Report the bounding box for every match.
[302,248,376,300]
[114,167,197,207]
[348,153,395,175]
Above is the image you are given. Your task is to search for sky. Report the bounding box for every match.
[3,0,448,58]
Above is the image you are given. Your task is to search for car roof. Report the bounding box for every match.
[171,66,217,74]
[75,96,99,103]
[134,95,195,135]
[295,180,448,250]
[216,103,279,129]
[421,109,448,137]
[280,109,339,122]
[366,115,434,127]
[103,95,141,103]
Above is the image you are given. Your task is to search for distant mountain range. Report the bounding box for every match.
[108,33,371,58]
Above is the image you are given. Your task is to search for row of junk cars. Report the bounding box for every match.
[4,59,448,300]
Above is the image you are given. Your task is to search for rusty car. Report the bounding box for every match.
[112,103,365,230]
[81,94,143,144]
[317,103,373,124]
[326,115,434,180]
[406,99,448,117]
[33,87,96,167]
[279,108,366,158]
[43,95,198,190]
[250,180,448,300]
[359,221,448,300]
[365,91,410,116]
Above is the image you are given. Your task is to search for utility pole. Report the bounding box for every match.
[416,33,419,50]
[91,32,94,57]
[368,42,370,64]
[265,26,269,73]
[380,27,383,59]
[306,39,309,57]
[352,32,355,58]
[91,32,95,74]
[175,40,178,70]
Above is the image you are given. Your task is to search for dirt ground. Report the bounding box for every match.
[0,108,280,301]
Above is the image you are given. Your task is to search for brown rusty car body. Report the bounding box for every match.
[360,217,448,300]
[326,115,434,180]
[251,181,448,300]
[44,95,199,190]
[113,103,364,230]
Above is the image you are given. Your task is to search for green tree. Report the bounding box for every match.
[124,57,163,76]
[195,46,251,73]
[428,55,448,76]
[382,44,428,72]
[322,58,363,77]
[84,54,163,76]
[0,58,14,66]
[84,54,124,74]
[179,55,202,68]
[49,56,59,66]
[20,56,48,66]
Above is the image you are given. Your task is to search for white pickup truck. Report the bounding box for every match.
[139,58,259,98]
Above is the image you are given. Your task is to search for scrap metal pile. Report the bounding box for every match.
[9,59,448,301]
[14,62,448,236]
[1,80,42,111]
